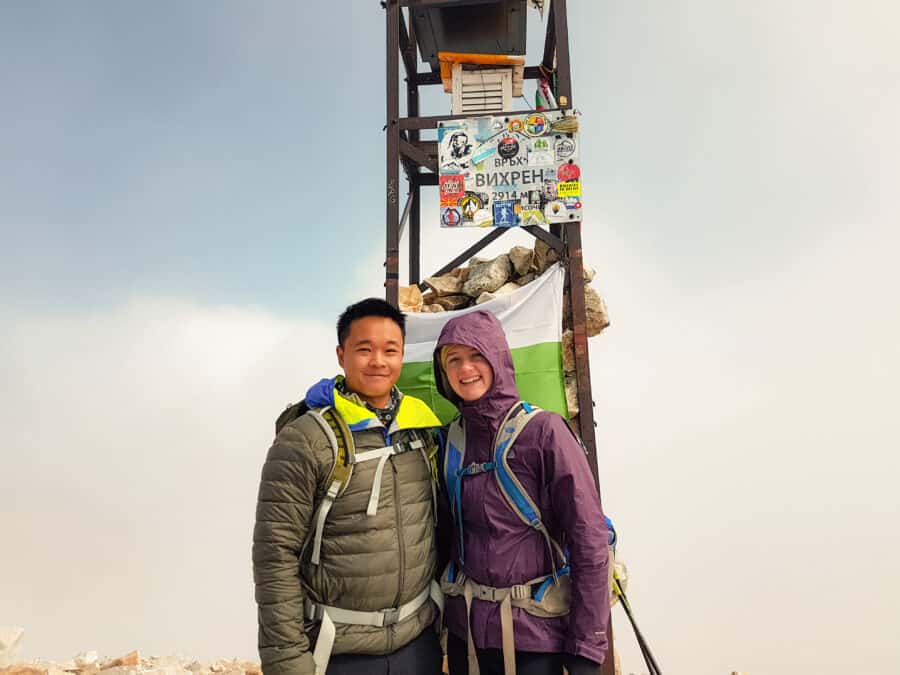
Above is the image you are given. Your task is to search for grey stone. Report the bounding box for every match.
[462,254,512,297]
[516,272,537,286]
[424,275,463,296]
[398,285,423,313]
[508,245,534,276]
[564,374,579,416]
[561,330,575,373]
[533,239,560,273]
[584,285,610,336]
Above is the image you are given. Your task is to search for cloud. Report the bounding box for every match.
[580,221,900,674]
[1,297,338,660]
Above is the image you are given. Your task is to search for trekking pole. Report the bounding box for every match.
[614,576,662,675]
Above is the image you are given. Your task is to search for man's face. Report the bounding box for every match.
[452,134,467,151]
[336,316,404,408]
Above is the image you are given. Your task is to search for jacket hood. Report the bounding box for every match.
[433,310,520,424]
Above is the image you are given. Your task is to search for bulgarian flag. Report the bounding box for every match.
[399,263,567,424]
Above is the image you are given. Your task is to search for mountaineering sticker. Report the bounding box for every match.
[524,113,549,136]
[441,207,462,227]
[544,200,567,222]
[557,162,581,183]
[440,175,465,206]
[459,192,484,221]
[529,137,554,165]
[555,137,576,160]
[493,200,518,227]
[439,127,474,171]
[497,136,520,160]
[557,180,581,198]
[508,118,525,134]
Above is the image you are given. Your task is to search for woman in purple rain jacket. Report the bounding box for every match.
[433,309,610,675]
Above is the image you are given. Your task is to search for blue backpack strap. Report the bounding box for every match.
[444,416,467,565]
[493,402,568,571]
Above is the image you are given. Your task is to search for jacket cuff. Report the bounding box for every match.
[565,637,606,666]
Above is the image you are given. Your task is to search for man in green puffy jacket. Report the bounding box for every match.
[253,298,444,675]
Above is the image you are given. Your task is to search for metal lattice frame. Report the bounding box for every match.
[385,3,614,669]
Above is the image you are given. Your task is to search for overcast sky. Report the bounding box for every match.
[2,2,898,674]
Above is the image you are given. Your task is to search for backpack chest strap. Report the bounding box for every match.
[353,438,425,516]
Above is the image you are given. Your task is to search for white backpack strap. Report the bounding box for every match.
[352,437,425,516]
[307,580,441,673]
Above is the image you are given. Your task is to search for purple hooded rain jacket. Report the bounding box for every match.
[433,310,610,664]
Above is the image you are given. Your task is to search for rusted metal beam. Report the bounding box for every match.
[417,228,508,288]
[552,0,572,108]
[402,0,503,8]
[386,0,401,306]
[400,138,438,172]
[522,225,564,255]
[540,0,556,73]
[413,173,439,186]
[398,8,417,81]
[564,222,598,479]
[401,108,565,130]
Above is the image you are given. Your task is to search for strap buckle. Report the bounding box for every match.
[380,607,401,626]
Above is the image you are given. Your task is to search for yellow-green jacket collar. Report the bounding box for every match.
[304,376,441,433]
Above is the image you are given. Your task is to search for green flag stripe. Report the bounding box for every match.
[398,341,567,425]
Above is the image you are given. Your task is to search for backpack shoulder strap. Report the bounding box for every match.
[493,402,567,568]
[302,405,355,565]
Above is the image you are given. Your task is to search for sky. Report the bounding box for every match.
[1,1,899,674]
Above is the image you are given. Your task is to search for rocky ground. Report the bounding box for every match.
[0,651,260,675]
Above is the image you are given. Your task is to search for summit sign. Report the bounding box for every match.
[438,112,583,228]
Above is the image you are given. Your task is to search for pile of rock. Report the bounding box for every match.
[398,239,610,417]
[0,650,260,675]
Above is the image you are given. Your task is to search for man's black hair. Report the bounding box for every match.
[337,297,406,347]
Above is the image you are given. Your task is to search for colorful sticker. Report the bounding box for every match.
[541,179,558,202]
[473,208,493,227]
[497,136,520,160]
[439,175,465,206]
[557,180,581,198]
[459,192,483,221]
[471,140,496,165]
[508,119,525,134]
[544,200,568,222]
[524,113,549,137]
[530,137,554,164]
[555,137,576,160]
[441,207,462,227]
[520,208,544,226]
[493,200,518,227]
[557,162,581,182]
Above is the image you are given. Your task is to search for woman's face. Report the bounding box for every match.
[443,344,494,402]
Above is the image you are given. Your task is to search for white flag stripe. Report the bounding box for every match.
[404,263,565,363]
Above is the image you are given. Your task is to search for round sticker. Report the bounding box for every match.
[557,162,581,182]
[524,113,549,136]
[555,137,576,160]
[508,119,525,133]
[544,200,566,220]
[497,136,520,159]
